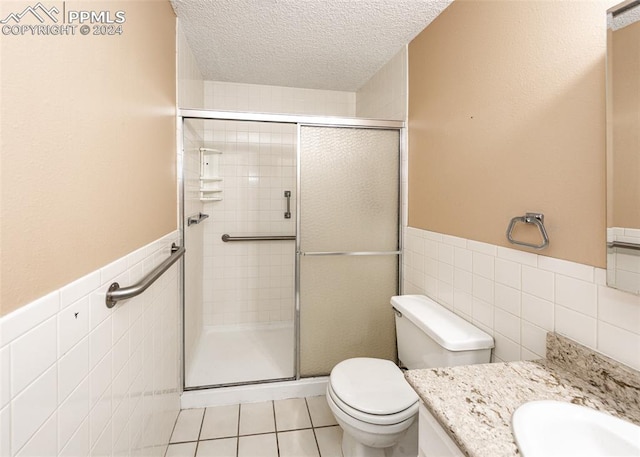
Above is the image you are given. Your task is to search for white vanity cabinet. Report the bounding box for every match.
[418,403,465,457]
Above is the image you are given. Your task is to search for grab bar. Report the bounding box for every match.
[608,241,640,251]
[506,213,549,250]
[187,212,209,226]
[105,243,185,308]
[222,234,295,242]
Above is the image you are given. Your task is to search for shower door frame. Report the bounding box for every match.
[178,109,405,389]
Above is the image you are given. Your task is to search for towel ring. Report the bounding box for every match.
[506,213,549,250]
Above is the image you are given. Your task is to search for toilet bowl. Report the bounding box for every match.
[326,357,419,457]
[327,295,494,457]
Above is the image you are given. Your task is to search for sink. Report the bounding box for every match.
[512,400,640,457]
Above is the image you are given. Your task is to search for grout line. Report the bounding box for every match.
[197,407,206,442]
[236,403,242,457]
[306,397,322,457]
[273,400,281,457]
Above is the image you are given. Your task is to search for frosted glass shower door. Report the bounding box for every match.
[298,126,400,377]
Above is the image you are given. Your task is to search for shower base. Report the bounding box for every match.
[186,322,295,388]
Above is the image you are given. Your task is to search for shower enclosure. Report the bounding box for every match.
[180,110,402,390]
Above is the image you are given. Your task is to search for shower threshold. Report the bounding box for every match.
[185,322,295,389]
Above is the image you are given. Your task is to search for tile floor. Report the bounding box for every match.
[166,396,343,457]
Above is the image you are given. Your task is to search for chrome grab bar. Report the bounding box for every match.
[284,190,291,219]
[187,212,209,226]
[105,243,185,308]
[299,251,401,256]
[222,234,296,242]
[608,241,640,251]
[506,213,549,250]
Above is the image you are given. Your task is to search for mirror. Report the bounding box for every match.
[606,0,640,294]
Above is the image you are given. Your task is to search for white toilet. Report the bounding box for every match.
[326,294,494,457]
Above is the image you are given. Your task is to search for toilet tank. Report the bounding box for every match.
[391,295,494,369]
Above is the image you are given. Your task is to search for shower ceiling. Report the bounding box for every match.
[170,0,453,91]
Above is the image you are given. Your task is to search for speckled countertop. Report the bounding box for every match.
[405,333,640,457]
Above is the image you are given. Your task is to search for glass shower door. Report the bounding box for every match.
[184,119,297,388]
[298,126,400,377]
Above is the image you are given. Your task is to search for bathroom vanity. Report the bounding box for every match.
[405,333,640,457]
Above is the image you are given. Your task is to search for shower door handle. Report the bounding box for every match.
[284,190,291,219]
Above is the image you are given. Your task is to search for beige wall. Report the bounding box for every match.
[610,21,640,229]
[408,0,610,268]
[1,1,177,315]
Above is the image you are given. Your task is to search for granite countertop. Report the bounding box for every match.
[405,333,640,457]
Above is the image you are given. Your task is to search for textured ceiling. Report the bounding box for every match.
[170,0,453,91]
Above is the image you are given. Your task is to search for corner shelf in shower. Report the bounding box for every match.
[199,147,223,202]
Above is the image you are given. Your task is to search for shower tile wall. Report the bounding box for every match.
[403,227,640,370]
[202,121,297,327]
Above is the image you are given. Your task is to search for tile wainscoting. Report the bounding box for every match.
[0,231,182,457]
[402,227,640,370]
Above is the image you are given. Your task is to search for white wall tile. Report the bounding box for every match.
[0,291,59,347]
[0,232,180,457]
[597,321,640,370]
[438,243,454,265]
[521,321,547,357]
[472,298,493,328]
[1,404,10,457]
[598,285,640,333]
[90,352,111,410]
[90,316,112,370]
[0,347,10,409]
[555,305,597,349]
[493,332,520,362]
[58,378,89,452]
[58,296,90,357]
[402,228,640,370]
[11,365,57,452]
[58,336,89,404]
[521,293,554,330]
[467,240,497,256]
[555,275,597,317]
[15,411,57,457]
[494,284,521,317]
[59,418,89,457]
[11,316,56,397]
[472,275,494,304]
[60,271,100,310]
[473,252,494,280]
[454,247,473,272]
[538,256,594,282]
[89,388,111,449]
[497,246,537,267]
[495,258,521,289]
[522,266,554,301]
[453,290,473,320]
[494,309,520,344]
[453,269,473,294]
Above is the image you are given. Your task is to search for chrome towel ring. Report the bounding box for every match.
[506,213,549,250]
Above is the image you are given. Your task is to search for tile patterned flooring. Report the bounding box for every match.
[166,396,343,457]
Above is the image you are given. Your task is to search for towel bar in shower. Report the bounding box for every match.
[221,234,295,242]
[608,241,640,251]
[506,213,549,250]
[105,242,185,308]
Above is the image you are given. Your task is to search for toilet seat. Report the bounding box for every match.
[328,358,419,426]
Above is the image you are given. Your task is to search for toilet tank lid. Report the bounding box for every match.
[391,295,494,351]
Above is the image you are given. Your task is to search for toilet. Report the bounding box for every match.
[326,294,494,457]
